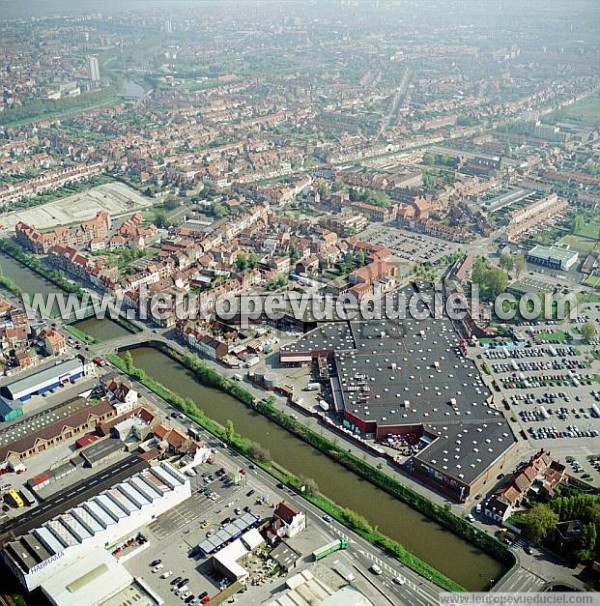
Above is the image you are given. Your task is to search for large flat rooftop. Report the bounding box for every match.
[338,316,491,426]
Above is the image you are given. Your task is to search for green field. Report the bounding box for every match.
[584,274,600,289]
[577,291,600,304]
[559,234,598,254]
[574,215,600,241]
[547,93,600,128]
[537,331,570,342]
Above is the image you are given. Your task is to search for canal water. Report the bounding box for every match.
[0,253,134,342]
[0,252,63,315]
[72,317,134,342]
[128,346,507,590]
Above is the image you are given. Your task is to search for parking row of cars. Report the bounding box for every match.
[484,346,577,360]
[491,358,584,374]
[149,561,211,605]
[564,457,597,478]
[527,425,599,440]
[499,372,591,390]
[365,228,454,263]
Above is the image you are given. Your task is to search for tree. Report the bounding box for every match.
[122,350,133,372]
[514,254,526,278]
[357,248,366,267]
[499,253,514,272]
[524,504,559,544]
[575,522,597,562]
[422,171,436,190]
[318,182,330,198]
[581,322,597,344]
[225,419,235,443]
[300,476,319,496]
[249,442,271,463]
[235,252,247,271]
[343,507,373,533]
[153,209,168,228]
[248,251,259,269]
[471,259,508,302]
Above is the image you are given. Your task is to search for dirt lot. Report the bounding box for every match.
[1,181,154,230]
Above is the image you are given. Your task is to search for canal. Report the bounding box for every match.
[72,317,134,342]
[0,251,63,315]
[128,346,508,590]
[0,253,135,341]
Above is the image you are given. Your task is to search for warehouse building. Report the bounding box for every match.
[80,438,126,468]
[279,284,517,502]
[197,512,261,556]
[0,395,23,422]
[526,245,579,271]
[211,528,265,583]
[0,398,117,471]
[2,461,190,591]
[40,550,134,606]
[0,357,94,402]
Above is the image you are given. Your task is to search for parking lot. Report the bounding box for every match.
[123,459,284,605]
[360,225,459,265]
[476,315,600,485]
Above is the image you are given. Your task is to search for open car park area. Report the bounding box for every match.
[360,225,460,265]
[475,316,600,486]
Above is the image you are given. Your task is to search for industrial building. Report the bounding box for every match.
[0,397,117,471]
[197,512,261,556]
[0,395,23,422]
[211,528,265,582]
[40,550,135,606]
[279,284,517,502]
[0,356,93,402]
[526,245,579,271]
[2,461,190,591]
[266,569,374,606]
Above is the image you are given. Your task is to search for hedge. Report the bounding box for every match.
[63,324,95,345]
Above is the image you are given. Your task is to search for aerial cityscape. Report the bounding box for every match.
[0,1,599,605]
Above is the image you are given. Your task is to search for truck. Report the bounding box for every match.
[319,400,330,412]
[245,356,260,368]
[6,489,23,508]
[305,382,321,391]
[312,538,349,561]
[333,559,355,582]
[19,486,37,507]
[539,406,550,420]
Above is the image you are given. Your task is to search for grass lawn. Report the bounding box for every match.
[547,93,600,128]
[537,331,570,342]
[559,234,598,254]
[577,292,600,304]
[584,274,600,289]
